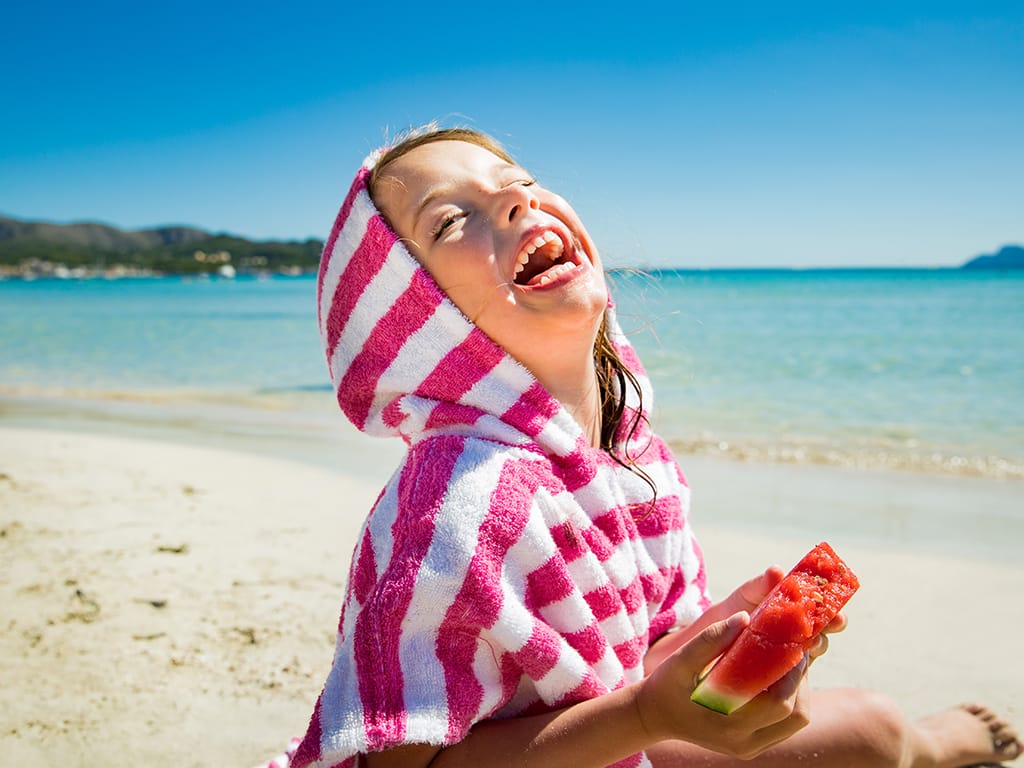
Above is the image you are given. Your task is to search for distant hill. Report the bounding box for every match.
[0,216,210,251]
[0,214,324,275]
[962,244,1024,270]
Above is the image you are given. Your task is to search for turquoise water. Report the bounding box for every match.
[611,269,1024,476]
[1,270,1022,477]
[0,275,325,392]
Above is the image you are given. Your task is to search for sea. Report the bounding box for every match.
[1,269,1022,480]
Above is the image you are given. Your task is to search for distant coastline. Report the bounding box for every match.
[0,214,322,279]
[1,213,1021,279]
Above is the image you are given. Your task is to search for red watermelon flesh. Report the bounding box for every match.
[691,542,859,715]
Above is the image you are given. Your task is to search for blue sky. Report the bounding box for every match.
[3,2,1022,268]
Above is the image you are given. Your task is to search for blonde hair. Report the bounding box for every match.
[370,125,514,189]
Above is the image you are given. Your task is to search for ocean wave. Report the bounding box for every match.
[669,434,1024,480]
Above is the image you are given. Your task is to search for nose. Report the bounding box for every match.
[497,183,540,226]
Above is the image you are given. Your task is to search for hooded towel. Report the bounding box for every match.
[289,149,711,768]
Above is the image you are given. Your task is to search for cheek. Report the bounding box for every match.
[540,191,583,226]
[423,248,509,320]
[440,232,501,275]
[413,235,480,283]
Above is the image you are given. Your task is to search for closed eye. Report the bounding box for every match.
[432,211,467,240]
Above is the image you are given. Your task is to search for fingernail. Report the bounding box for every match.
[726,611,749,629]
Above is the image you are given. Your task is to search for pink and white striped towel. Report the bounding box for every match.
[279,150,711,768]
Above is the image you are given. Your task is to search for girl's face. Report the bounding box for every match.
[373,140,608,370]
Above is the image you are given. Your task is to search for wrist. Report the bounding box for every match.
[633,677,668,744]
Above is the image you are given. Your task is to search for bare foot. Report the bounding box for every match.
[912,704,1022,768]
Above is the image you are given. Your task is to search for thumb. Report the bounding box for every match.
[676,611,749,677]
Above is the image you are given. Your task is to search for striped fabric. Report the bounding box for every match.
[288,150,712,768]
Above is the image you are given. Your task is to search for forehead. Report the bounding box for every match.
[377,141,517,194]
[373,140,520,226]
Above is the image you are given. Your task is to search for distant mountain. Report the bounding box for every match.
[962,244,1024,270]
[0,216,210,251]
[0,214,324,275]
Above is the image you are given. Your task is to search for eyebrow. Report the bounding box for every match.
[411,183,457,235]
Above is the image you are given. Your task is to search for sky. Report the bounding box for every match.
[3,1,1022,268]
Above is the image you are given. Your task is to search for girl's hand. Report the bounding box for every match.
[637,613,812,759]
[809,610,848,660]
[645,567,850,674]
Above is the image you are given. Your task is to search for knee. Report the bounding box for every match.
[843,689,911,767]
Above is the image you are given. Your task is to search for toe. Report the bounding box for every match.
[1003,737,1023,760]
[992,727,1022,759]
[965,702,995,722]
[963,703,1022,760]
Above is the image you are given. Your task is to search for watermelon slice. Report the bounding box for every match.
[691,541,859,715]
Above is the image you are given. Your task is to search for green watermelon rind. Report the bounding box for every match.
[690,677,746,715]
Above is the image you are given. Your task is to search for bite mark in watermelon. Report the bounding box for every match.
[691,541,860,715]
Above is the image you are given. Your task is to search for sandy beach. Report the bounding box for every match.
[2,420,1023,768]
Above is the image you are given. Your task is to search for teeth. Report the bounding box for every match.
[516,232,563,267]
[536,262,576,286]
[513,230,572,284]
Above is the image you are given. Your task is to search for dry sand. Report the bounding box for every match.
[2,425,1022,767]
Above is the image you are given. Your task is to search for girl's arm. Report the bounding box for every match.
[365,613,812,768]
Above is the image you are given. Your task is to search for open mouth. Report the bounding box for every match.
[512,231,581,286]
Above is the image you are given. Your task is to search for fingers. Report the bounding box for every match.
[733,654,809,725]
[736,565,784,610]
[698,567,784,628]
[725,658,812,757]
[638,612,751,742]
[809,610,847,662]
[645,614,814,757]
[746,678,813,755]
[676,612,750,675]
[766,653,809,702]
[808,633,829,660]
[823,611,848,634]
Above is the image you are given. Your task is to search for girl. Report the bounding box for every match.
[273,127,1020,768]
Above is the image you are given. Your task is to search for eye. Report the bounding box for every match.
[500,176,535,190]
[432,211,467,241]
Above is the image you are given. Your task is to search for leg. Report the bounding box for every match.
[647,689,1022,768]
